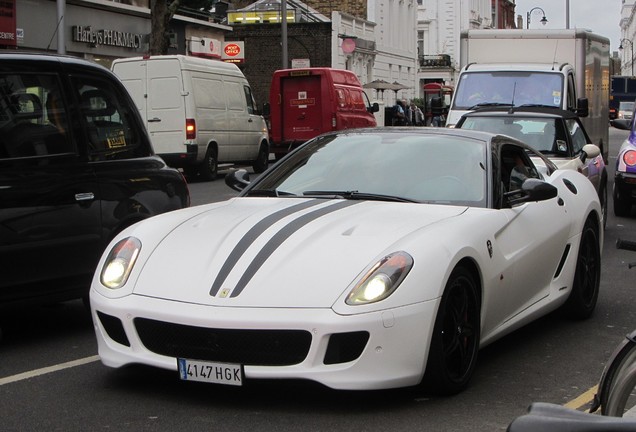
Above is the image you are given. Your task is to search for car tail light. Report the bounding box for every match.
[186,118,196,140]
[624,150,636,167]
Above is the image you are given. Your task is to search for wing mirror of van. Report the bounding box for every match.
[576,98,589,118]
[368,102,380,113]
[262,102,271,117]
[225,169,251,191]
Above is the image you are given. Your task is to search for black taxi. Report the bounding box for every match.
[0,53,190,308]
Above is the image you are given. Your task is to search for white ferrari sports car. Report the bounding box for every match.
[90,127,603,395]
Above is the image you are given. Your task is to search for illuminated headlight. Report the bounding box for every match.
[346,252,413,305]
[100,237,141,289]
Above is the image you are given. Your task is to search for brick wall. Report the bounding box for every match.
[305,0,367,19]
[229,23,332,108]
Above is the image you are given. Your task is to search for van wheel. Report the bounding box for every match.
[252,143,269,173]
[199,147,218,181]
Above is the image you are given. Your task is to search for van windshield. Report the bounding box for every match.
[452,71,564,110]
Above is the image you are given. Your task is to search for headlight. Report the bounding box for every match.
[624,150,636,167]
[346,252,413,305]
[100,237,141,289]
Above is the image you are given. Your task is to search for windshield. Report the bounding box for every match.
[459,116,566,155]
[250,132,489,207]
[452,72,564,110]
[619,101,635,112]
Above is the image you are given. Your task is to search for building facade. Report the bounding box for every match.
[0,0,231,69]
[621,0,636,76]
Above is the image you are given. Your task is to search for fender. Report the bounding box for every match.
[591,329,636,415]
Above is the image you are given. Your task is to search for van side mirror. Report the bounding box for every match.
[576,98,589,118]
[368,102,380,113]
[262,102,271,117]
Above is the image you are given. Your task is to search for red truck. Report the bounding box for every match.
[266,67,379,158]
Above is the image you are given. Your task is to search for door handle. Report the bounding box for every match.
[75,192,95,202]
[248,118,253,123]
[148,117,161,122]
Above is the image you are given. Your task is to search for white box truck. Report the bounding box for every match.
[112,55,270,180]
[447,29,610,162]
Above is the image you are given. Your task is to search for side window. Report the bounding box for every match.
[0,73,73,159]
[72,76,150,161]
[566,118,588,153]
[243,85,255,114]
[500,144,540,195]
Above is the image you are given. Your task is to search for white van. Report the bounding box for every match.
[111,55,269,180]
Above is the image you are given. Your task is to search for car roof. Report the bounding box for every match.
[315,126,547,159]
[460,106,579,120]
[0,51,110,72]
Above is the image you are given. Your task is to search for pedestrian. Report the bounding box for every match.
[409,102,424,126]
[402,100,413,126]
[392,100,407,126]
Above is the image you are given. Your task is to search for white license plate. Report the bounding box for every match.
[177,358,243,386]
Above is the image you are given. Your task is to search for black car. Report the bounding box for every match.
[0,53,190,308]
[456,107,608,226]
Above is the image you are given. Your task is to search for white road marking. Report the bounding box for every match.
[0,355,99,386]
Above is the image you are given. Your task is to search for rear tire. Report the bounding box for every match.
[198,146,218,181]
[421,266,480,395]
[252,143,269,174]
[564,218,600,320]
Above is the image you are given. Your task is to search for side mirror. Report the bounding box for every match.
[611,119,632,130]
[225,168,250,191]
[368,102,380,113]
[576,98,589,118]
[580,143,601,162]
[262,102,271,117]
[505,178,558,207]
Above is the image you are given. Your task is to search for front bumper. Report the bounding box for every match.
[90,290,439,390]
[614,171,636,202]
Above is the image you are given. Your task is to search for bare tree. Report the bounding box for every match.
[149,0,218,55]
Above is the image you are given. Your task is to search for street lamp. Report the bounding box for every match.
[526,7,548,29]
[619,39,634,76]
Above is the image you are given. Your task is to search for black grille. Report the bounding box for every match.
[324,331,369,365]
[134,317,312,366]
[97,311,130,347]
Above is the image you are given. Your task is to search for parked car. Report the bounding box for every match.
[91,127,602,395]
[610,117,636,216]
[456,107,608,226]
[0,52,190,309]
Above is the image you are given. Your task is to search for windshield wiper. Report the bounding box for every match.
[518,104,558,109]
[302,190,417,203]
[469,102,513,110]
[246,189,296,197]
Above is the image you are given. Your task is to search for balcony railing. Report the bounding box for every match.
[419,54,452,68]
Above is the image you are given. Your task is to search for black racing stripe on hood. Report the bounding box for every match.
[229,200,360,298]
[209,199,324,297]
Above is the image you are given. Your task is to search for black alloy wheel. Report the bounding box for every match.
[564,219,600,320]
[422,266,480,395]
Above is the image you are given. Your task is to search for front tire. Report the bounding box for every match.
[564,219,600,320]
[421,266,480,395]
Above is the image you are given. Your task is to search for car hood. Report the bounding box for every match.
[133,197,467,308]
